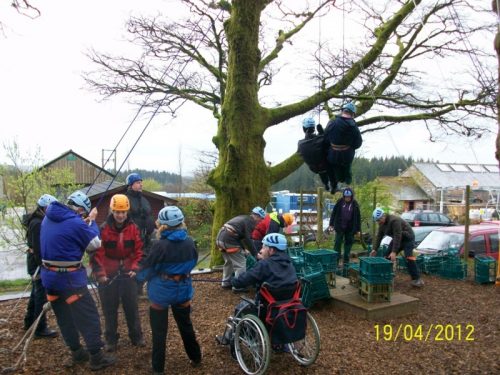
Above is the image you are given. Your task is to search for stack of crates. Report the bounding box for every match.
[347,263,360,287]
[303,249,338,288]
[286,246,305,277]
[358,257,394,303]
[300,263,331,308]
[438,256,467,280]
[474,255,497,284]
[421,254,444,275]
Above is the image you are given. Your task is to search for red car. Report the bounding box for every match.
[415,224,500,258]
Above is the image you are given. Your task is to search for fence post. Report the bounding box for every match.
[463,185,470,260]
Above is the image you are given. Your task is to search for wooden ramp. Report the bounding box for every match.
[330,276,419,320]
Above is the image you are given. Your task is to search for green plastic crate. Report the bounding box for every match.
[358,277,393,303]
[303,249,338,273]
[439,257,467,280]
[474,255,497,284]
[287,246,304,257]
[300,263,331,307]
[359,257,394,283]
[246,255,257,270]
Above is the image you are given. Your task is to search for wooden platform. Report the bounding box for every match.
[330,276,419,320]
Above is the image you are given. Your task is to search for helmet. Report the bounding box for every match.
[343,188,353,198]
[262,233,287,251]
[126,173,142,186]
[37,194,58,208]
[110,194,130,211]
[67,191,91,214]
[252,206,266,219]
[282,213,294,226]
[341,102,356,115]
[302,117,316,129]
[372,208,385,222]
[158,206,184,227]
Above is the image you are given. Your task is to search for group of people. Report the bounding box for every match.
[23,173,200,374]
[297,102,362,193]
[328,187,424,287]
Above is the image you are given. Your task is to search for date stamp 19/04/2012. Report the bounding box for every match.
[373,324,475,342]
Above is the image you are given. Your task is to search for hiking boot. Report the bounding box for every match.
[34,327,58,339]
[221,284,232,290]
[89,350,116,371]
[104,342,117,352]
[190,358,202,368]
[411,278,424,288]
[64,347,89,368]
[132,338,145,347]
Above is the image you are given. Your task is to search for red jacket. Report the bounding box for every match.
[92,216,143,278]
[252,213,284,241]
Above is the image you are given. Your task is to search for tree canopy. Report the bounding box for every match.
[85,0,496,264]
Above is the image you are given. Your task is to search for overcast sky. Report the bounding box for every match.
[0,0,497,176]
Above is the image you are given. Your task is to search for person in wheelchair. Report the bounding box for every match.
[216,233,298,346]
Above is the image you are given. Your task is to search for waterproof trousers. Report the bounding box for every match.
[98,276,142,346]
[149,305,201,373]
[49,288,104,354]
[24,278,49,332]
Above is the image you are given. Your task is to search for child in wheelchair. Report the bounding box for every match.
[216,233,306,351]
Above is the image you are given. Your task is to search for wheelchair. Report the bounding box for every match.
[216,282,321,375]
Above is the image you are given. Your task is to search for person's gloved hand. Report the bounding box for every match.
[316,124,324,134]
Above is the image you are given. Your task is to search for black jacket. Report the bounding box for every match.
[297,133,328,173]
[25,209,44,275]
[232,251,297,290]
[329,196,361,233]
[373,214,415,253]
[126,189,155,246]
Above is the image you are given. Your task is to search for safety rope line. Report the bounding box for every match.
[2,302,51,374]
[3,267,37,323]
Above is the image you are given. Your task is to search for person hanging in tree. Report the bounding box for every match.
[323,103,363,193]
[297,117,331,191]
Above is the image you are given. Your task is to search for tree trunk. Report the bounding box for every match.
[208,1,271,266]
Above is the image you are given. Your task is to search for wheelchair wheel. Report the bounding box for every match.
[287,312,320,366]
[234,314,271,375]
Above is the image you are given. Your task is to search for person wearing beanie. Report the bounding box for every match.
[328,187,361,272]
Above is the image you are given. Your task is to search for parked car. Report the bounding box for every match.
[414,224,500,257]
[413,226,442,247]
[401,210,455,227]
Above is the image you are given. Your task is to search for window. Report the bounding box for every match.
[436,164,451,172]
[489,233,499,253]
[468,165,485,172]
[484,165,499,173]
[449,164,469,172]
[438,214,451,224]
[427,213,439,223]
[468,235,486,256]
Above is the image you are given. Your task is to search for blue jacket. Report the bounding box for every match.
[232,251,297,290]
[40,202,101,292]
[137,229,198,308]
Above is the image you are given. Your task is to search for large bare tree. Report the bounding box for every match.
[85,0,496,265]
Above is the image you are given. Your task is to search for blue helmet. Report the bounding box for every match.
[302,117,316,129]
[67,191,91,214]
[37,194,58,208]
[372,208,385,222]
[262,233,287,251]
[158,206,184,227]
[343,188,353,198]
[341,102,356,115]
[126,173,142,186]
[252,206,266,219]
